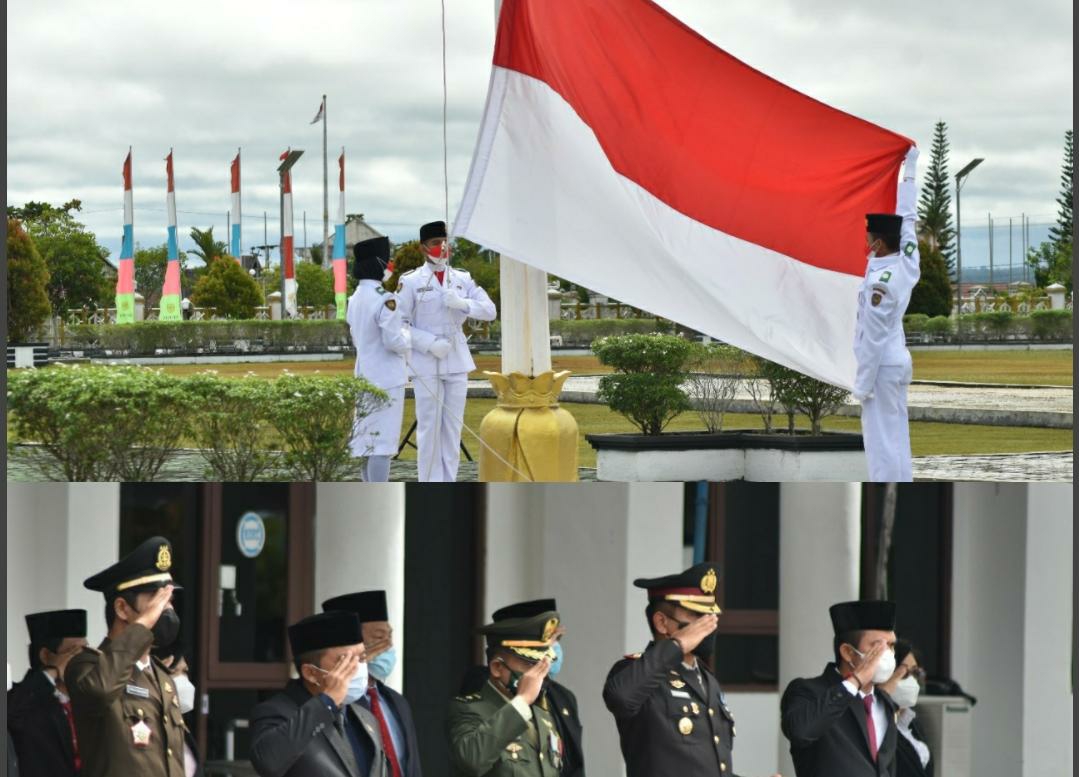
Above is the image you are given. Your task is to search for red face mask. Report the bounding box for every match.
[426,241,448,260]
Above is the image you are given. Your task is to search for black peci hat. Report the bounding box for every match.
[288,611,363,658]
[633,562,721,614]
[353,236,390,280]
[829,600,897,634]
[419,220,447,243]
[26,610,87,644]
[866,213,903,237]
[322,590,389,624]
[83,537,183,598]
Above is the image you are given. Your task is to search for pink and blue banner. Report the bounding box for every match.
[333,148,347,319]
[160,149,183,320]
[116,149,136,323]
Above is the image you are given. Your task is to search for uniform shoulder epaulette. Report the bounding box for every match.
[454,692,483,703]
[376,285,388,294]
[623,652,642,660]
[81,646,103,656]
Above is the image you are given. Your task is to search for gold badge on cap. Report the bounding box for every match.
[678,717,694,735]
[156,545,172,572]
[701,568,717,594]
[542,618,559,642]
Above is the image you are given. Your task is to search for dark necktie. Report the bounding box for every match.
[863,694,878,762]
[368,686,403,777]
[59,698,82,771]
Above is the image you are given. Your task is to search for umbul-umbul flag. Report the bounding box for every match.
[455,0,914,388]
[116,149,136,324]
[160,150,183,321]
[280,149,298,317]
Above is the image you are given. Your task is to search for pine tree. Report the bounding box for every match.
[1048,129,1073,250]
[917,121,956,275]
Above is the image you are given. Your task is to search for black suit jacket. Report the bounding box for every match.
[250,679,388,777]
[458,666,585,777]
[369,680,423,777]
[781,663,898,777]
[7,731,21,777]
[895,721,932,777]
[6,670,78,777]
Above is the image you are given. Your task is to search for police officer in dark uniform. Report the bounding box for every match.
[458,600,584,777]
[446,610,564,777]
[8,609,88,777]
[604,563,778,777]
[65,536,188,777]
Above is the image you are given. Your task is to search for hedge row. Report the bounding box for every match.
[7,365,386,481]
[62,320,352,355]
[551,318,673,344]
[903,310,1072,341]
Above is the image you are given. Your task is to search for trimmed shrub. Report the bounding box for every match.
[183,372,280,481]
[63,320,352,355]
[550,318,673,345]
[593,334,695,435]
[1029,309,1072,340]
[924,316,953,338]
[755,358,849,435]
[687,343,752,432]
[903,313,929,334]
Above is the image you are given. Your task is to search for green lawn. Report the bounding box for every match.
[155,348,1073,386]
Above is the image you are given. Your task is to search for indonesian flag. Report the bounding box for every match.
[116,149,136,324]
[280,149,297,317]
[230,151,242,259]
[332,148,347,320]
[160,150,183,321]
[455,0,914,387]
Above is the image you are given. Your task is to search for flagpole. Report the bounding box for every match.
[322,94,328,266]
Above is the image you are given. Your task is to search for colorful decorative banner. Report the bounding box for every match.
[116,149,136,323]
[159,150,183,321]
[333,148,347,319]
[230,150,242,258]
[280,149,297,317]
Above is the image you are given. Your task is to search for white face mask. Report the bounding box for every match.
[891,675,920,708]
[174,673,197,714]
[343,661,370,705]
[852,645,896,685]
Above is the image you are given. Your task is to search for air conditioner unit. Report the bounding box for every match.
[913,695,972,777]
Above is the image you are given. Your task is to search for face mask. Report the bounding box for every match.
[368,647,397,682]
[174,673,197,714]
[343,661,369,705]
[851,645,896,684]
[891,675,920,708]
[548,642,564,678]
[499,662,524,695]
[148,607,181,649]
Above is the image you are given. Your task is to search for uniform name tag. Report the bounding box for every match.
[125,684,150,698]
[670,689,691,699]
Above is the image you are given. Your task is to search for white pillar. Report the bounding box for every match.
[314,484,407,691]
[777,483,861,776]
[1021,484,1073,777]
[484,483,684,777]
[66,485,121,646]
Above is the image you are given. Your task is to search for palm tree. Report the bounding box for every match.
[189,226,229,263]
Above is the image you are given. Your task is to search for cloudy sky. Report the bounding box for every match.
[7,0,1072,270]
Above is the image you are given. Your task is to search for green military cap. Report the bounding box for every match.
[479,610,560,663]
[83,536,182,598]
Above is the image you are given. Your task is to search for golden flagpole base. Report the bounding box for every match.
[478,370,579,482]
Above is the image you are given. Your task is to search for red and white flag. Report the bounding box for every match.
[455,0,914,387]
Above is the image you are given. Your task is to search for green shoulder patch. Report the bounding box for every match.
[903,242,916,257]
[376,285,388,295]
[879,270,892,283]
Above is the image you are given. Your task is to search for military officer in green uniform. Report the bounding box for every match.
[604,562,781,777]
[447,610,565,777]
[65,536,189,777]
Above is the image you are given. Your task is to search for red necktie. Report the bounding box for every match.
[435,270,445,285]
[368,686,403,777]
[60,698,83,771]
[863,694,878,762]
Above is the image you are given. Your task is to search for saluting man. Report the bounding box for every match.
[396,220,497,482]
[447,610,564,777]
[65,537,188,777]
[347,236,411,482]
[854,146,921,482]
[603,563,779,777]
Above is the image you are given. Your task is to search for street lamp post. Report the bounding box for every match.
[954,158,984,339]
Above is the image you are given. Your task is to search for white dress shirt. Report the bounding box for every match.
[841,677,888,751]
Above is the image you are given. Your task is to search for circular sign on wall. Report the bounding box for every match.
[236,512,266,559]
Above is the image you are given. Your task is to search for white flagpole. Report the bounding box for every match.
[322,94,329,266]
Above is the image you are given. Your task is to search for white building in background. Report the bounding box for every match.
[6,482,1072,777]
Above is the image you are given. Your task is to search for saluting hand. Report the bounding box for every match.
[670,614,718,655]
[322,652,361,708]
[515,658,550,706]
[850,641,887,687]
[133,585,174,631]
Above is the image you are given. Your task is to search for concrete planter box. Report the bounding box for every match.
[586,430,867,482]
[6,343,50,369]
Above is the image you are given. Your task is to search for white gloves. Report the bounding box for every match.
[428,338,452,359]
[852,390,873,403]
[903,146,919,180]
[443,289,471,312]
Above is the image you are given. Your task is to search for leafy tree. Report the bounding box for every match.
[188,226,228,263]
[9,200,113,314]
[917,121,956,274]
[309,244,324,265]
[907,239,953,317]
[190,256,263,318]
[134,244,188,309]
[295,261,335,307]
[1026,241,1072,292]
[1048,129,1074,251]
[382,240,425,291]
[7,218,52,342]
[454,238,501,309]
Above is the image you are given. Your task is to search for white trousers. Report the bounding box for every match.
[413,371,468,482]
[860,363,913,482]
[350,384,406,458]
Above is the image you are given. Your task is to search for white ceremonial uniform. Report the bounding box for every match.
[347,279,411,458]
[396,262,497,482]
[853,147,921,482]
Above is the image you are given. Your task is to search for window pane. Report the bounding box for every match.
[218,485,289,663]
[712,634,779,686]
[718,483,779,610]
